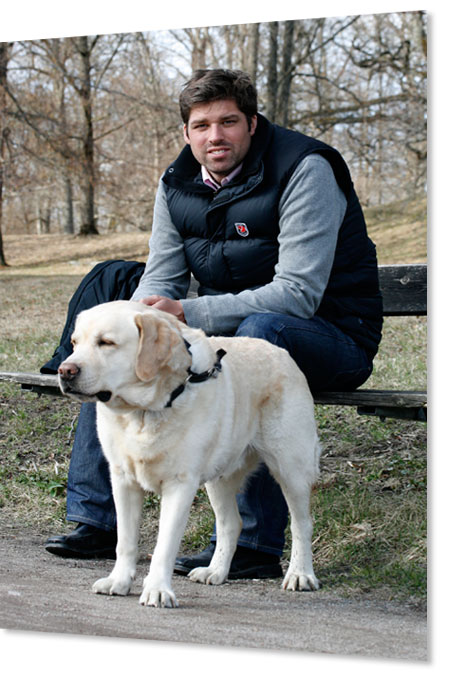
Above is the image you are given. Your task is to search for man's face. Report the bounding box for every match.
[183,99,257,182]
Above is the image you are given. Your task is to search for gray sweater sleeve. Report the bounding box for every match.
[131,180,192,301]
[132,154,347,335]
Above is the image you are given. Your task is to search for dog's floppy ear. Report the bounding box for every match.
[134,312,179,382]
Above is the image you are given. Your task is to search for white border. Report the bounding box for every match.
[1,2,445,684]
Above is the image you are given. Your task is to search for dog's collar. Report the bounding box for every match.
[165,340,227,408]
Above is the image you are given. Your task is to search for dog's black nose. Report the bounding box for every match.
[58,361,80,380]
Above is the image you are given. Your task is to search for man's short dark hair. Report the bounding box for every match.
[179,69,258,129]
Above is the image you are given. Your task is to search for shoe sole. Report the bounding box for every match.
[45,543,116,560]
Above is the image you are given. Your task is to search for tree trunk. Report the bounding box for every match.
[189,28,208,72]
[248,23,260,84]
[0,43,10,266]
[266,22,279,123]
[64,175,75,234]
[278,21,295,127]
[54,38,75,235]
[77,36,98,235]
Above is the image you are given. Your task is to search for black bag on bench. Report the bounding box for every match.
[40,259,146,375]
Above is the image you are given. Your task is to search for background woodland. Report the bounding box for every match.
[0,11,427,265]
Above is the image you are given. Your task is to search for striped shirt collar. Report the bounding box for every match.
[201,163,243,190]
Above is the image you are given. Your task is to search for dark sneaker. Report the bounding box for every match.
[45,523,117,559]
[174,543,283,580]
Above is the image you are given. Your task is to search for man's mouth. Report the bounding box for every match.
[208,148,229,156]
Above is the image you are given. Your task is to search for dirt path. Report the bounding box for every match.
[0,528,426,660]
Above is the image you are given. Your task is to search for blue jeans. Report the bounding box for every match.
[66,313,373,553]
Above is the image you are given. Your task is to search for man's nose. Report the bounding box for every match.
[209,124,225,142]
[58,361,80,380]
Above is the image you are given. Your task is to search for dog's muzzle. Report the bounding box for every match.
[58,361,112,403]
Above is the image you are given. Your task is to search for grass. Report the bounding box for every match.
[364,194,427,265]
[0,206,427,605]
[311,425,426,600]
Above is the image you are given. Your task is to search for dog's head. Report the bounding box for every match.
[58,301,204,410]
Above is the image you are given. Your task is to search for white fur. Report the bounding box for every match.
[59,300,320,608]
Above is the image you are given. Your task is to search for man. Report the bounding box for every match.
[45,69,382,579]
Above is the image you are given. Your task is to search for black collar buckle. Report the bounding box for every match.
[165,344,227,408]
[186,348,227,384]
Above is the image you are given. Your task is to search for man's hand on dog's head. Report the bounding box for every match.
[140,295,186,323]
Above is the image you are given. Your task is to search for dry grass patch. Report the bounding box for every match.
[365,194,427,265]
[1,232,149,276]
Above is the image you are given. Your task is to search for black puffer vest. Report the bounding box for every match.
[162,114,383,356]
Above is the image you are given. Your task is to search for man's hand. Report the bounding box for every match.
[140,295,186,323]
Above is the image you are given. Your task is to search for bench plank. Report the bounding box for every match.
[379,264,427,316]
[0,371,61,396]
[0,371,60,388]
[314,389,427,421]
[191,264,427,316]
[0,371,427,421]
[0,373,427,408]
[313,389,427,408]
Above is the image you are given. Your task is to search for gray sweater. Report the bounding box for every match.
[132,154,347,335]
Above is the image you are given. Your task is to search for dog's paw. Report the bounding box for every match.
[92,576,132,596]
[281,571,320,592]
[188,566,227,585]
[139,586,178,608]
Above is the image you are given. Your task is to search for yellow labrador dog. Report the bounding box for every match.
[58,300,320,608]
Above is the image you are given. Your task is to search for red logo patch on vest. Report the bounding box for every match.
[235,222,249,237]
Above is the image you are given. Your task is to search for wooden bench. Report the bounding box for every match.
[0,263,427,422]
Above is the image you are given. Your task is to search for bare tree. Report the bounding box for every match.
[266,21,279,122]
[4,34,128,235]
[175,27,210,71]
[247,23,260,84]
[0,13,427,239]
[278,21,295,126]
[72,36,98,234]
[98,32,182,232]
[0,42,11,265]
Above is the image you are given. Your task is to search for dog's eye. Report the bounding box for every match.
[98,339,115,347]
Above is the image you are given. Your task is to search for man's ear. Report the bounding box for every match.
[183,123,190,144]
[134,313,178,382]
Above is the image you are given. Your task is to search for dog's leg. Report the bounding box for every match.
[261,396,320,592]
[140,479,198,609]
[188,470,245,586]
[277,477,320,592]
[92,472,144,597]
